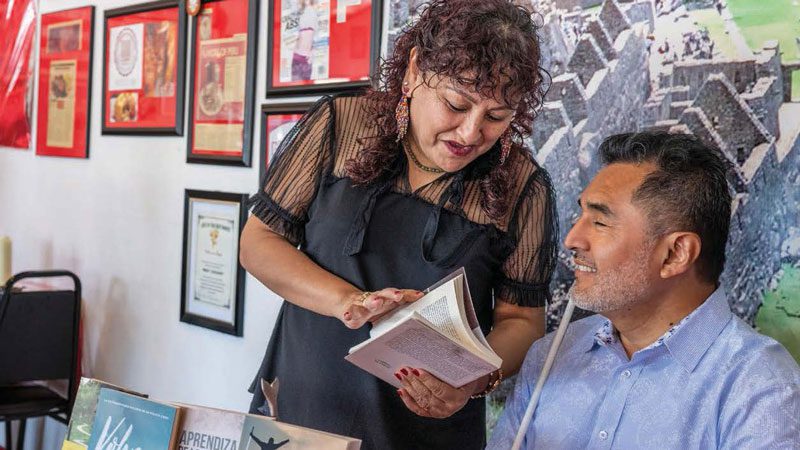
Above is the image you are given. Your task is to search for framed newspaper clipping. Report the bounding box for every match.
[266,0,382,96]
[36,6,94,158]
[102,0,187,135]
[181,189,248,336]
[258,102,311,182]
[186,0,259,166]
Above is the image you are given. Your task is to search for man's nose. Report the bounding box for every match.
[564,217,586,251]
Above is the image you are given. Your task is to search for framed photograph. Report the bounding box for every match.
[187,0,259,166]
[180,189,248,336]
[258,102,311,182]
[102,0,187,135]
[36,6,94,158]
[266,0,382,96]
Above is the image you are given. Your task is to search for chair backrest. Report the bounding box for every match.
[0,271,81,397]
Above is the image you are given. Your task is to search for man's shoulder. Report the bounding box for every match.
[712,315,800,384]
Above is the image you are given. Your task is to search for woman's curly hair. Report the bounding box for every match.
[346,0,547,220]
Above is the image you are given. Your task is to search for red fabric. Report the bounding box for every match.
[0,0,36,149]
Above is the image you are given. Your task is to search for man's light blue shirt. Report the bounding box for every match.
[488,288,800,449]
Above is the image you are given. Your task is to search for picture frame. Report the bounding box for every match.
[180,189,248,336]
[258,102,312,182]
[36,6,94,158]
[265,0,383,97]
[102,0,187,135]
[186,0,259,166]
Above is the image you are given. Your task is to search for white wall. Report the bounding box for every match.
[0,0,316,447]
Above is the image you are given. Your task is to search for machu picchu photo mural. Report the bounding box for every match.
[387,0,800,429]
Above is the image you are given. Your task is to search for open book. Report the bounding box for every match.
[345,268,501,388]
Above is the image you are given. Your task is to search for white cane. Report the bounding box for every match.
[510,298,576,450]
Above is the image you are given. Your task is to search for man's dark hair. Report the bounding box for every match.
[599,131,732,283]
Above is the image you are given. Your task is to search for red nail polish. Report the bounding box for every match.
[397,389,403,397]
[412,369,421,376]
[394,372,402,381]
[343,312,351,319]
[400,368,409,376]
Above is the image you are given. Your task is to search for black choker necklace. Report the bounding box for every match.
[403,141,444,174]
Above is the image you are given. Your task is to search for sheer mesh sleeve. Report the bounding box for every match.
[495,167,559,307]
[248,97,334,246]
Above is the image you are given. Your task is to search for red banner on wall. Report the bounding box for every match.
[0,0,36,149]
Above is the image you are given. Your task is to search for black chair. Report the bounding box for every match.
[0,271,81,450]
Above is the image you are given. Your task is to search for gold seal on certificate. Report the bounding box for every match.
[181,190,247,336]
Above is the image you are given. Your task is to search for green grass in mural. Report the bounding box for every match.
[486,396,505,439]
[690,9,739,58]
[755,264,800,364]
[728,0,800,60]
[728,0,800,100]
[793,70,800,102]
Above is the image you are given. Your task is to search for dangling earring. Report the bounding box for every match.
[395,82,410,142]
[500,129,513,164]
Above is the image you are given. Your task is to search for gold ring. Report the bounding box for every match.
[358,291,372,307]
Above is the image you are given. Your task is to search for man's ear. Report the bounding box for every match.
[659,232,702,279]
[403,47,421,93]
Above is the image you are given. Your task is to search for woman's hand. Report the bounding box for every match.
[396,368,487,418]
[339,288,424,329]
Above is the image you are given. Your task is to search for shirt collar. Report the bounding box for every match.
[664,287,732,373]
[584,287,733,373]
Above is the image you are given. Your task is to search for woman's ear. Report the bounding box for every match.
[403,47,420,92]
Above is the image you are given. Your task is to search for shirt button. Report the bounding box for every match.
[622,369,632,378]
[599,430,608,440]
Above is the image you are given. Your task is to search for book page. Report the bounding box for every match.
[347,314,498,388]
[370,275,476,351]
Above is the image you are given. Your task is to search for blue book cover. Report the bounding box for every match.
[87,388,179,450]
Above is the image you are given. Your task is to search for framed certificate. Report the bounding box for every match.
[102,0,187,135]
[258,102,311,182]
[36,6,94,158]
[181,189,248,336]
[266,0,382,96]
[187,0,259,166]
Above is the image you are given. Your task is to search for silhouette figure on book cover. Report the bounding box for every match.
[249,426,289,450]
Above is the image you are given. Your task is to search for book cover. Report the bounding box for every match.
[87,388,180,450]
[65,377,147,447]
[175,404,246,450]
[61,441,84,450]
[240,414,360,450]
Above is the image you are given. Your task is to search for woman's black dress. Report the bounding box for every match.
[247,95,557,450]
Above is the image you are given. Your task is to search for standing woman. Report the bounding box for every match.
[241,1,557,448]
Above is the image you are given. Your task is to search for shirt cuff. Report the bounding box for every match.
[495,277,551,307]
[248,192,304,247]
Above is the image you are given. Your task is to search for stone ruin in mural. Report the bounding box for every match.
[388,0,800,330]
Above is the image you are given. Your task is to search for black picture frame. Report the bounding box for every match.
[101,0,187,135]
[180,189,248,336]
[186,0,259,166]
[265,0,383,97]
[258,102,312,182]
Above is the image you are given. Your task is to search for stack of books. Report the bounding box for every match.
[62,377,361,450]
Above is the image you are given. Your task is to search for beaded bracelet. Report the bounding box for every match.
[470,368,504,399]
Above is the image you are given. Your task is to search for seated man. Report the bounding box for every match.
[488,132,800,449]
